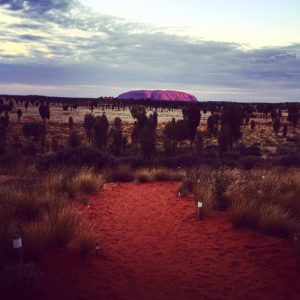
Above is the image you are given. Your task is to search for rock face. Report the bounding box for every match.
[117,90,198,102]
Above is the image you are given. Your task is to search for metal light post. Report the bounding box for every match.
[197,201,203,221]
[13,232,23,265]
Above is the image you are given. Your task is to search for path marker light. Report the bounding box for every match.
[13,233,23,265]
[95,240,101,256]
[197,201,203,221]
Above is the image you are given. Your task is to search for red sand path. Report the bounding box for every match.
[41,182,300,300]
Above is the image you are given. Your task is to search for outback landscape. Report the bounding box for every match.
[0,94,300,299]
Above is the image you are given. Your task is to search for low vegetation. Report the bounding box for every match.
[105,165,185,183]
[0,166,106,297]
[191,167,300,238]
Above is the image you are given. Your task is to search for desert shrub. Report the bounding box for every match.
[0,263,43,299]
[211,168,235,210]
[105,165,134,182]
[22,143,37,156]
[178,179,194,197]
[68,130,81,148]
[227,196,261,230]
[48,206,79,247]
[22,123,44,140]
[278,152,300,167]
[149,167,184,182]
[66,168,104,196]
[193,181,215,214]
[238,156,257,170]
[37,147,104,170]
[0,168,84,263]
[226,168,300,238]
[259,204,297,237]
[134,169,153,183]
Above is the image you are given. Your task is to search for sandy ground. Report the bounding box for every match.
[41,182,300,300]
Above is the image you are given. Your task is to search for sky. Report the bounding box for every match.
[0,0,300,102]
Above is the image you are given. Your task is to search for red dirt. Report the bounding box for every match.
[41,182,300,300]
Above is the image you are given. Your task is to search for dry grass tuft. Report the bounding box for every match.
[226,168,300,238]
[66,168,104,196]
[105,165,134,182]
[77,229,98,258]
[149,167,185,182]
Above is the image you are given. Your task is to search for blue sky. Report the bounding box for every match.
[0,0,299,101]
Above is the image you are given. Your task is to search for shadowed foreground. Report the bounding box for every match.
[41,182,300,300]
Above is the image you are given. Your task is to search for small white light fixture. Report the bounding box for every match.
[95,240,101,255]
[13,233,23,265]
[197,201,203,220]
[13,235,22,249]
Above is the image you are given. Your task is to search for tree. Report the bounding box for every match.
[139,124,156,160]
[0,115,9,154]
[244,114,250,125]
[109,117,123,155]
[174,119,190,143]
[163,118,176,154]
[288,106,299,132]
[283,123,288,138]
[207,115,216,138]
[182,106,201,148]
[131,121,139,153]
[220,105,243,148]
[218,124,232,154]
[130,105,148,129]
[93,113,109,149]
[84,113,95,147]
[24,102,29,112]
[17,109,22,121]
[39,104,50,125]
[195,132,204,170]
[273,118,281,136]
[69,116,74,131]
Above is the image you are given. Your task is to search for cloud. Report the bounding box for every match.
[0,0,72,13]
[0,1,299,101]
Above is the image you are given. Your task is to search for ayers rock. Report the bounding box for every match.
[117,90,198,102]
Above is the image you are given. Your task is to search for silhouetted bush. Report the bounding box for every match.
[37,147,104,170]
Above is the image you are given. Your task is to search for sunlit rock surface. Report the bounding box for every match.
[118,90,198,101]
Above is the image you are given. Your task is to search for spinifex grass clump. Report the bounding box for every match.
[226,168,300,238]
[66,168,104,196]
[105,164,134,182]
[107,166,185,183]
[192,167,238,213]
[150,167,184,182]
[0,167,103,265]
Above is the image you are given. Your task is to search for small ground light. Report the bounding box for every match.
[13,233,23,265]
[197,201,203,220]
[95,240,101,256]
[87,204,92,219]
